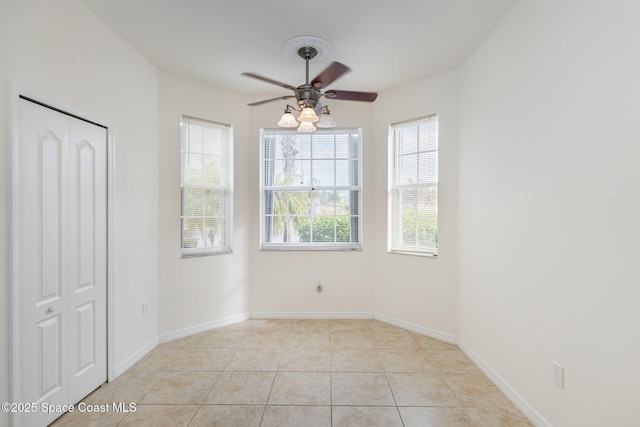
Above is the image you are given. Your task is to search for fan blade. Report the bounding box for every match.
[324,90,378,102]
[248,95,295,106]
[311,62,351,89]
[242,72,297,91]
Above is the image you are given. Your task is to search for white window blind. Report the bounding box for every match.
[388,115,438,256]
[180,115,232,256]
[261,128,362,250]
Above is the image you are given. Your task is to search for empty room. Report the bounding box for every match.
[1,1,638,426]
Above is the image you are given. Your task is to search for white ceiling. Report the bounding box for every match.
[80,0,518,100]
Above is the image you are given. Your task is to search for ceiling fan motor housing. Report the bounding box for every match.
[295,85,320,109]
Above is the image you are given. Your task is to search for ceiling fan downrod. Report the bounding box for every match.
[298,46,318,85]
[296,46,320,109]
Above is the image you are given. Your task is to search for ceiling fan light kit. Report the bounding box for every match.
[277,106,299,128]
[317,106,337,128]
[243,36,378,132]
[297,121,317,133]
[298,106,320,123]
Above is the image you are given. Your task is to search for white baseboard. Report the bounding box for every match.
[372,313,458,344]
[113,336,159,379]
[457,339,552,427]
[158,312,250,343]
[250,311,373,320]
[112,312,249,380]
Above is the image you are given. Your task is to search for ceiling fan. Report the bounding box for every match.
[242,44,377,131]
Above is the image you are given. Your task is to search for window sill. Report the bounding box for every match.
[261,244,362,252]
[181,249,233,259]
[388,249,438,258]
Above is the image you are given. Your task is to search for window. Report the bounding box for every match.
[180,115,232,256]
[388,115,438,256]
[261,128,362,250]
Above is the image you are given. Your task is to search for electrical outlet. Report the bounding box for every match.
[142,302,148,317]
[552,361,564,389]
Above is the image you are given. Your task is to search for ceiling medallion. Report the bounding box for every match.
[282,36,333,63]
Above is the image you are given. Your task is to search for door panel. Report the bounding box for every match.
[75,301,96,374]
[38,132,63,302]
[19,99,70,426]
[68,116,107,405]
[76,141,95,289]
[17,97,107,426]
[37,314,63,400]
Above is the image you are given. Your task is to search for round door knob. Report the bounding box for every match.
[46,306,55,314]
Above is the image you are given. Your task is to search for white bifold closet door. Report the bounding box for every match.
[17,97,107,427]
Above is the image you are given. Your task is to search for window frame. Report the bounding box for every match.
[388,114,439,257]
[180,115,233,257]
[260,128,363,251]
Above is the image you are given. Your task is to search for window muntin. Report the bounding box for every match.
[388,115,438,256]
[261,129,362,250]
[180,115,232,256]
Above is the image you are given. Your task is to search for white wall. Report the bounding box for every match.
[458,1,640,426]
[246,71,459,337]
[0,2,160,422]
[248,101,377,316]
[371,70,459,336]
[158,72,251,334]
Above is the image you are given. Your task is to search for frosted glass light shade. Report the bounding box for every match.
[277,111,298,127]
[316,111,336,128]
[298,107,319,122]
[297,121,316,132]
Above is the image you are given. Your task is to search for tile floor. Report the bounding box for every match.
[51,319,534,426]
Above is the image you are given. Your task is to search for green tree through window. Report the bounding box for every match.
[261,129,361,250]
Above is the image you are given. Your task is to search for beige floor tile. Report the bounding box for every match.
[174,348,236,371]
[225,347,283,371]
[387,373,460,406]
[240,331,289,348]
[205,371,275,404]
[367,320,407,333]
[330,319,371,332]
[430,350,483,374]
[466,407,536,427]
[161,331,242,350]
[130,346,181,371]
[332,406,403,427]
[66,319,533,426]
[216,321,255,332]
[268,372,331,405]
[50,407,127,427]
[379,349,438,373]
[289,319,331,333]
[117,404,198,427]
[195,331,246,348]
[247,319,292,331]
[331,372,396,406]
[189,405,264,427]
[140,371,219,404]
[278,347,331,371]
[414,334,459,352]
[372,331,420,350]
[155,336,192,352]
[443,374,513,407]
[330,331,375,349]
[331,348,385,372]
[399,407,475,427]
[287,331,331,348]
[82,370,166,404]
[261,405,331,427]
